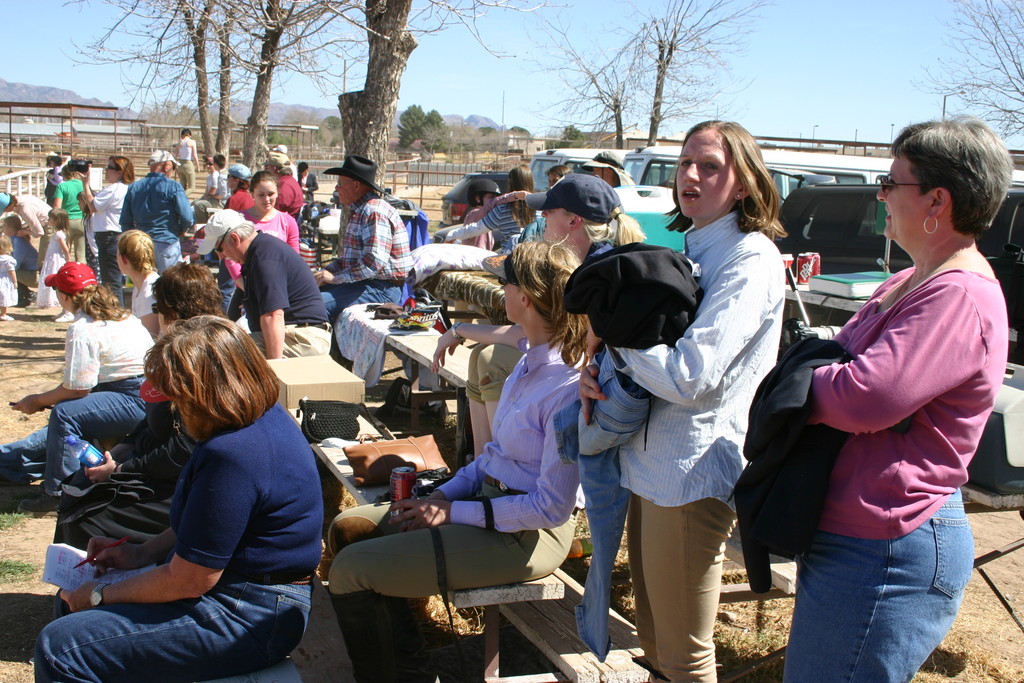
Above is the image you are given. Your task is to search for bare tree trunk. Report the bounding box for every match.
[242,0,285,167]
[181,0,215,154]
[614,104,624,149]
[215,16,233,155]
[339,0,418,175]
[647,35,674,146]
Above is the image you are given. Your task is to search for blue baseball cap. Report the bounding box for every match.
[228,164,252,181]
[525,173,620,223]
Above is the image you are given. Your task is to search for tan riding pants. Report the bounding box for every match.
[628,494,736,682]
[327,483,574,597]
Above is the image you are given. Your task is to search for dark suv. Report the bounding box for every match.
[776,185,1024,274]
[440,172,510,226]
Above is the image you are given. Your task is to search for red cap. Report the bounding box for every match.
[44,262,97,295]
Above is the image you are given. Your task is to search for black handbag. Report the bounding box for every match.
[296,398,361,443]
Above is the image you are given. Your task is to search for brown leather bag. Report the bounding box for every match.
[343,434,448,486]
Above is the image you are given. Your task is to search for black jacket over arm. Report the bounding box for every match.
[734,337,851,593]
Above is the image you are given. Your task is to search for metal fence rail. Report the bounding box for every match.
[0,167,48,197]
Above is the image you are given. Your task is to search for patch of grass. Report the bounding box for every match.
[0,559,35,582]
[0,511,27,531]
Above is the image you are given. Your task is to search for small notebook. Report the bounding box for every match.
[809,272,891,299]
[41,543,155,591]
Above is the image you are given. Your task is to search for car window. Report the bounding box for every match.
[532,160,559,190]
[796,194,869,245]
[624,159,645,184]
[642,160,677,187]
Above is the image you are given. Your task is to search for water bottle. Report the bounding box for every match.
[66,435,105,468]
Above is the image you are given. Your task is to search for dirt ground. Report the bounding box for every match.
[2,304,1024,682]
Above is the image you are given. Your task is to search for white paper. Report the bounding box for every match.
[41,543,155,591]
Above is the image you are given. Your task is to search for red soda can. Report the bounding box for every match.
[796,252,821,284]
[390,466,416,517]
[781,253,795,283]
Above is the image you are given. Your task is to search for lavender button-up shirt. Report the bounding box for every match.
[439,339,584,531]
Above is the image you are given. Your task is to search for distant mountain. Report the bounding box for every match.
[0,79,511,133]
[441,114,503,131]
[0,78,136,119]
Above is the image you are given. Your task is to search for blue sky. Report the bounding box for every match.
[6,0,1011,146]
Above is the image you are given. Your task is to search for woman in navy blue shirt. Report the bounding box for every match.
[35,316,324,682]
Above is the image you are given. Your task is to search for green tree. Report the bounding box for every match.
[399,105,448,150]
[398,105,428,148]
[479,126,497,136]
[510,125,530,135]
[421,109,449,152]
[562,125,587,146]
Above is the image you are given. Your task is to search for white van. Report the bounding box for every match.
[530,148,621,190]
[624,146,897,199]
[623,146,681,188]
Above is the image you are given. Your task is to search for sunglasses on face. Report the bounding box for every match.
[106,165,119,171]
[878,174,924,194]
[214,229,233,254]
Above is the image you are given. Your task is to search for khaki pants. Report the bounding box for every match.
[466,343,523,403]
[67,218,86,263]
[628,495,736,682]
[327,484,575,597]
[177,160,196,193]
[250,324,331,358]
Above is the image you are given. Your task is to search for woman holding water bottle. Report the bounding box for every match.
[0,262,152,516]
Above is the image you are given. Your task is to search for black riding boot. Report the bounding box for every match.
[330,589,398,683]
[384,596,437,682]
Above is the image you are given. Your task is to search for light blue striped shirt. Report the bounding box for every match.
[611,212,784,508]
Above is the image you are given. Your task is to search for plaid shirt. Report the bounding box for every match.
[325,193,411,283]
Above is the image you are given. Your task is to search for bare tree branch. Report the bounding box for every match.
[925,0,1024,137]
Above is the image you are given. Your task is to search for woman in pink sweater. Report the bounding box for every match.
[784,118,1011,682]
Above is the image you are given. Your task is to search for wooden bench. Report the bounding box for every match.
[499,569,649,683]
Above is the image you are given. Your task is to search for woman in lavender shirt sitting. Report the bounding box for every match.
[325,240,587,683]
[784,118,1011,682]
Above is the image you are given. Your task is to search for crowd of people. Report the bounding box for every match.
[0,116,1014,683]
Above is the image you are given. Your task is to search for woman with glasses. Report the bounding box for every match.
[81,156,135,307]
[783,118,1011,682]
[327,241,587,682]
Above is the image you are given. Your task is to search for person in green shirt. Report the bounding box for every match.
[52,163,86,263]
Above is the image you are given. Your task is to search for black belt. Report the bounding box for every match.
[485,475,526,496]
[234,570,313,585]
[290,321,331,330]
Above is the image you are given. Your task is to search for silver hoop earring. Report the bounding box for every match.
[923,217,938,235]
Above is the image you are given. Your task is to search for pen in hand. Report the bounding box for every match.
[74,536,130,569]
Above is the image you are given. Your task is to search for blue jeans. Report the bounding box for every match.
[35,574,311,682]
[0,429,47,484]
[552,351,650,661]
[152,239,182,275]
[321,278,401,325]
[217,257,237,314]
[93,232,124,307]
[0,379,146,494]
[784,490,972,683]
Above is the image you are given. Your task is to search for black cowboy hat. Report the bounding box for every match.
[324,155,385,195]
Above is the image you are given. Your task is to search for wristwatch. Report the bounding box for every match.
[89,583,107,608]
[450,322,466,342]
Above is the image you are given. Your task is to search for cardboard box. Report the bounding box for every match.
[269,356,365,411]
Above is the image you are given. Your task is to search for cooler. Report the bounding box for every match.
[969,363,1024,494]
[615,185,684,251]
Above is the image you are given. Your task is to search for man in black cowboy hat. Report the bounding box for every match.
[314,155,412,324]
